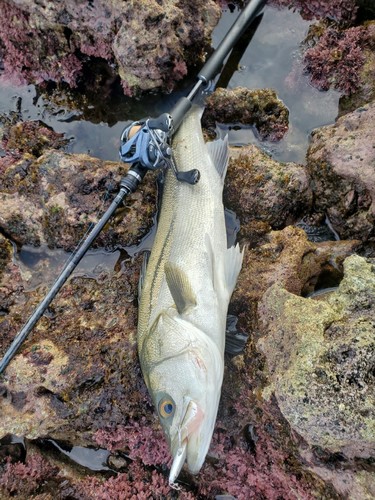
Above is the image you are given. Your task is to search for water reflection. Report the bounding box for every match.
[15,244,121,291]
[212,5,341,163]
[0,5,341,164]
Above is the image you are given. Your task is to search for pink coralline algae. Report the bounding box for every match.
[94,418,171,467]
[0,454,58,498]
[195,425,314,500]
[0,1,83,87]
[74,463,172,500]
[269,0,358,22]
[0,153,20,175]
[303,25,369,95]
[0,0,220,95]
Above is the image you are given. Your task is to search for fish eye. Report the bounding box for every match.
[159,398,175,418]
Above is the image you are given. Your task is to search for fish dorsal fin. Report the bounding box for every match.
[206,135,229,180]
[165,262,197,315]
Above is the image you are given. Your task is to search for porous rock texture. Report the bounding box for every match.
[0,116,365,498]
[0,116,157,251]
[203,87,289,142]
[269,0,358,23]
[307,101,375,245]
[258,254,375,490]
[1,1,375,495]
[0,0,220,95]
[231,226,361,332]
[224,145,312,246]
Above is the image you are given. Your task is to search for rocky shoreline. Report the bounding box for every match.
[0,0,374,498]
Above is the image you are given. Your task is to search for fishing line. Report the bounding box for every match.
[0,0,267,374]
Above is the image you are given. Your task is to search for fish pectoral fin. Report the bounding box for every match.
[164,262,197,315]
[206,135,229,180]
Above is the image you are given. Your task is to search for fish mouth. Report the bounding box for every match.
[168,399,204,485]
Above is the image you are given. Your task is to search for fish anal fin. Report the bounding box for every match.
[224,243,244,297]
[204,234,244,300]
[165,262,197,315]
[206,136,229,180]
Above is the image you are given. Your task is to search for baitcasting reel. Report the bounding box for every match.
[0,0,266,375]
[119,112,200,185]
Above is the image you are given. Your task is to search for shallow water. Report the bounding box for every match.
[0,5,341,165]
[212,5,341,163]
[15,244,122,291]
[0,3,342,326]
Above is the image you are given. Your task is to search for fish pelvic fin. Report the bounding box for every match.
[165,262,197,315]
[206,135,229,181]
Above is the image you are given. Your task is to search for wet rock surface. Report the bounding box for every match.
[203,87,289,142]
[231,226,361,332]
[269,0,358,23]
[0,131,369,497]
[0,0,220,95]
[1,1,375,498]
[0,146,157,251]
[307,101,375,245]
[224,145,312,245]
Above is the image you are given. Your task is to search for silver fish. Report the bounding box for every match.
[137,106,243,484]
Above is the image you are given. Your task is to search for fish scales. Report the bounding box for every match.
[137,105,243,484]
[138,109,226,348]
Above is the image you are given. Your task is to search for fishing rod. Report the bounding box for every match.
[0,0,266,374]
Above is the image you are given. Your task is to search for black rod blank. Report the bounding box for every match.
[0,0,267,374]
[198,0,266,83]
[0,187,128,374]
[169,0,267,129]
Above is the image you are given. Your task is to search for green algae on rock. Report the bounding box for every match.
[0,149,157,251]
[0,235,12,278]
[1,118,68,158]
[258,254,375,460]
[0,239,145,445]
[231,225,360,333]
[225,146,312,246]
[203,87,289,142]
